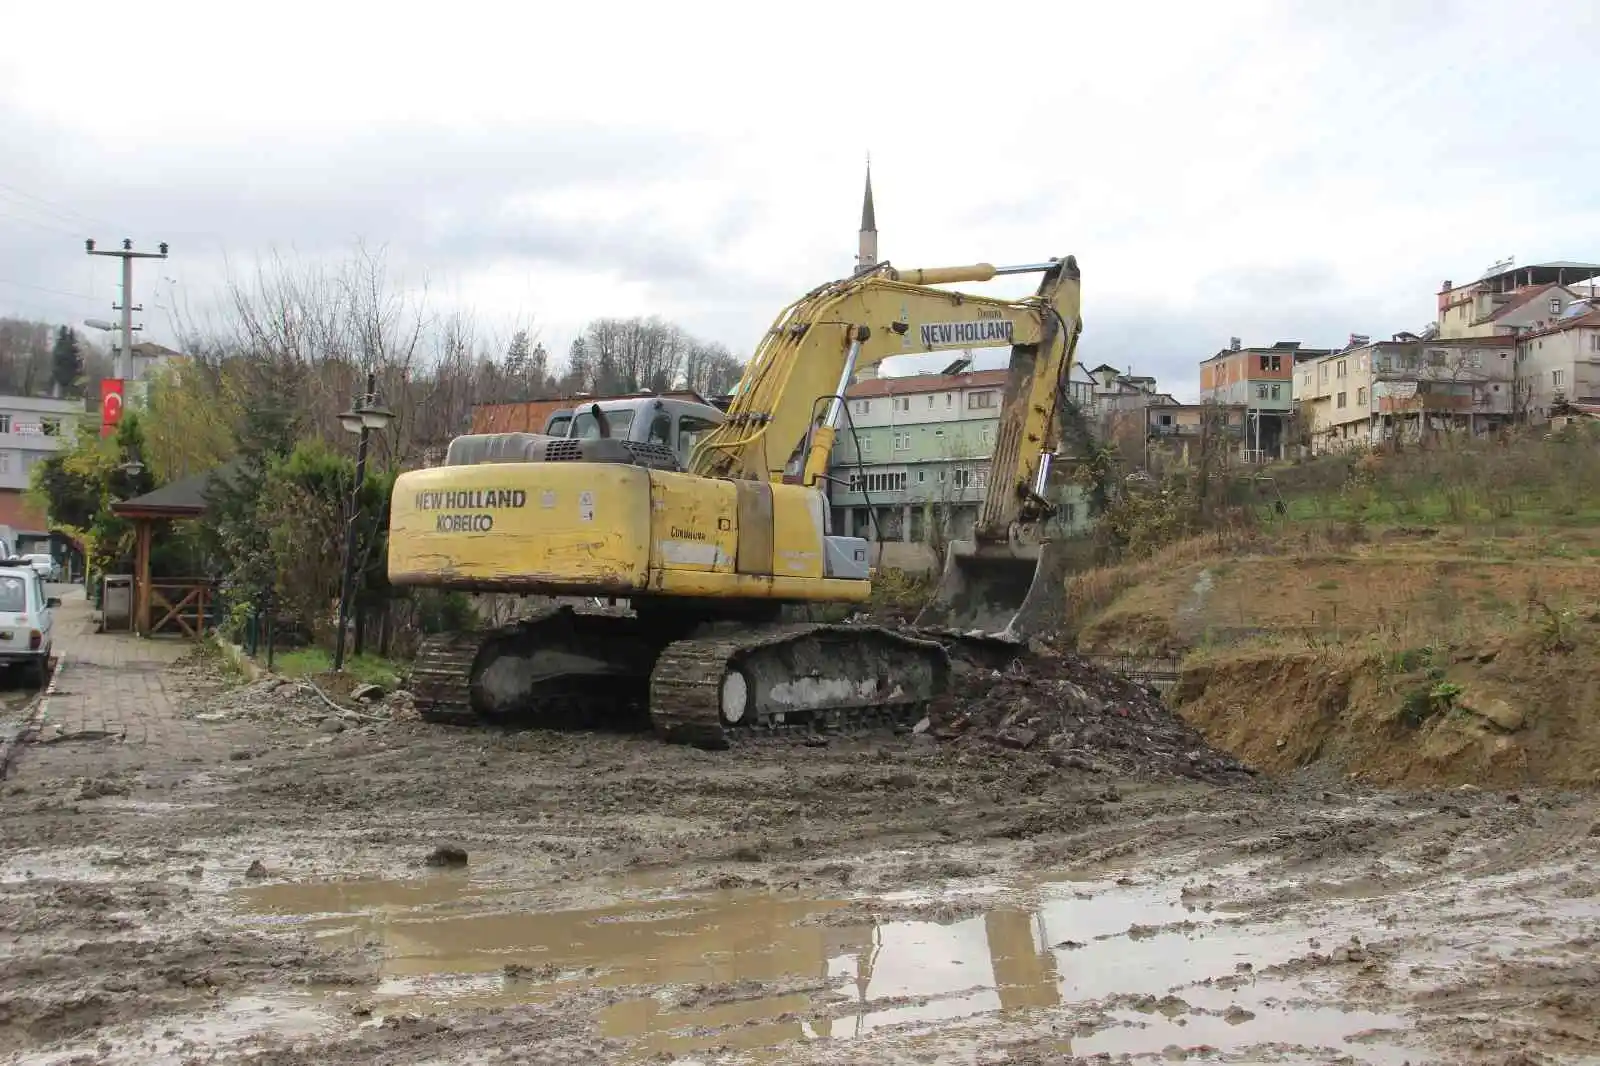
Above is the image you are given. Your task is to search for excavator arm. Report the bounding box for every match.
[691,256,1082,640]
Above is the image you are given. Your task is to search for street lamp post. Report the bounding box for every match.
[333,370,394,671]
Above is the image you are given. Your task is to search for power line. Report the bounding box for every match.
[0,277,97,302]
[0,208,84,239]
[0,180,120,232]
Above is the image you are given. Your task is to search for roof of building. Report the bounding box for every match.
[110,460,243,519]
[1449,261,1600,293]
[0,394,88,414]
[1200,343,1333,364]
[845,368,1008,399]
[130,341,183,358]
[1518,309,1600,341]
[1485,282,1571,322]
[470,390,713,434]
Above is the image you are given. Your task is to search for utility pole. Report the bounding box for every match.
[85,239,169,380]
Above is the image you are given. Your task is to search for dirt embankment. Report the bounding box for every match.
[1055,524,1600,789]
[1172,606,1600,788]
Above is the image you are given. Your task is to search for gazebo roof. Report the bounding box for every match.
[110,460,242,520]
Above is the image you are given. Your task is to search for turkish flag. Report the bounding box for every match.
[100,378,124,437]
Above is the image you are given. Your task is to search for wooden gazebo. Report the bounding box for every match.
[109,463,236,638]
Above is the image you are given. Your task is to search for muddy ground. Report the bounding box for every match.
[2,654,1598,1065]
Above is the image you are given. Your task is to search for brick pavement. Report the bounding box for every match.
[10,587,258,782]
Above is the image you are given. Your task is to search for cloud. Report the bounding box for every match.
[4,0,1600,402]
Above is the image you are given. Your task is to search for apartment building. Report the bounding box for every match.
[1514,302,1600,419]
[0,394,85,553]
[1294,336,1515,452]
[1199,340,1332,460]
[827,368,1092,545]
[1144,402,1247,467]
[1081,364,1157,417]
[1436,260,1600,340]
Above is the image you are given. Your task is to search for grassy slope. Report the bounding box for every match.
[1063,430,1600,786]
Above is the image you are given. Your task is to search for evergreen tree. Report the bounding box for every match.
[50,326,82,395]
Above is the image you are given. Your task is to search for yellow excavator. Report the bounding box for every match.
[385,256,1083,748]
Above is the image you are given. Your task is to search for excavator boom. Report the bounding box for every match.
[691,256,1083,641]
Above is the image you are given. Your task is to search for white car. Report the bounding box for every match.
[21,553,59,582]
[0,562,57,688]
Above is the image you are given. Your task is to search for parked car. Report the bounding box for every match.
[0,559,57,688]
[21,553,59,582]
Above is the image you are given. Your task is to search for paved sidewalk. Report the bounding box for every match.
[10,588,250,782]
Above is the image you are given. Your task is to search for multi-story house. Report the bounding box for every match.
[1514,301,1600,420]
[1144,402,1247,467]
[1199,340,1331,460]
[1294,336,1515,452]
[0,394,85,554]
[1081,364,1157,417]
[826,368,1092,546]
[1436,260,1600,340]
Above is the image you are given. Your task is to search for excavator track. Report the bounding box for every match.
[410,630,487,726]
[407,604,657,730]
[648,623,951,750]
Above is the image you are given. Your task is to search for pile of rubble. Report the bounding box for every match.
[928,647,1255,784]
[180,674,417,730]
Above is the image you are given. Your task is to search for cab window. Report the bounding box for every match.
[569,409,635,440]
[646,413,672,445]
[676,415,718,465]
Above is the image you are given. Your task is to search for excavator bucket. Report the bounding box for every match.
[912,538,1078,642]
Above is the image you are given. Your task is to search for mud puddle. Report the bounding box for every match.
[229,871,1425,1062]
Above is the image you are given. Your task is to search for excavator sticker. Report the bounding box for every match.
[918,320,1015,348]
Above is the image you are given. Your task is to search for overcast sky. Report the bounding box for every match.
[4,1,1599,401]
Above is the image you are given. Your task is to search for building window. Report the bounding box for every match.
[1590,334,1600,353]
[1550,298,1562,315]
[853,472,907,494]
[953,468,972,489]
[1336,360,1347,378]
[1319,365,1328,383]
[0,451,9,473]
[946,393,954,407]
[916,470,926,483]
[1553,370,1566,389]
[855,400,870,415]
[40,418,61,436]
[1357,387,1367,405]
[981,424,995,446]
[893,431,910,451]
[967,391,996,410]
[934,428,945,440]
[894,397,910,412]
[0,415,9,434]
[1269,384,1281,400]
[1337,392,1347,409]
[1255,384,1268,399]
[861,437,873,455]
[927,395,935,409]
[1258,354,1281,372]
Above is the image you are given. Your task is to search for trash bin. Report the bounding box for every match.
[102,574,133,631]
